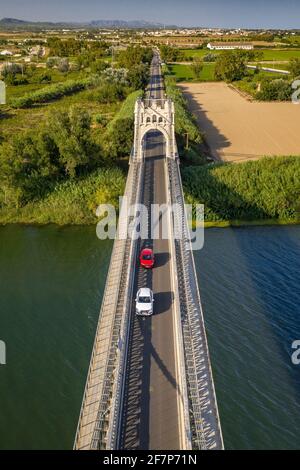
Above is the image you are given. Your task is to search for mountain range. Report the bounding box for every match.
[0,17,176,30]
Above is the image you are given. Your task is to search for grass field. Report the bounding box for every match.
[181,48,300,62]
[259,49,300,61]
[168,63,216,82]
[6,69,85,100]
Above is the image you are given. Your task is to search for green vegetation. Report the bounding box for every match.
[0,45,153,225]
[0,106,101,207]
[118,45,152,69]
[256,79,292,101]
[232,69,287,95]
[190,57,204,79]
[181,48,300,62]
[10,77,97,108]
[166,63,216,82]
[159,45,185,62]
[164,76,205,164]
[214,50,258,82]
[0,168,126,225]
[233,66,295,101]
[255,49,300,61]
[103,89,142,160]
[182,156,300,224]
[288,58,300,77]
[48,37,109,65]
[210,51,296,101]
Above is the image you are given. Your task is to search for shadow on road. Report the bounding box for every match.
[154,252,170,268]
[154,291,173,315]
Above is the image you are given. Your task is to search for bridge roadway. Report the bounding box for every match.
[119,54,180,450]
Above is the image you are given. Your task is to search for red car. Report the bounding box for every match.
[140,248,155,269]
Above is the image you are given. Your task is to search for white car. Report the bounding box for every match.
[135,288,154,316]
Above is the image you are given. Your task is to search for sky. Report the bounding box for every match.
[0,0,299,29]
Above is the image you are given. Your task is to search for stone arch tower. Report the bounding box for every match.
[132,98,178,160]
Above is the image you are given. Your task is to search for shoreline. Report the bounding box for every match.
[203,218,300,229]
[0,217,298,230]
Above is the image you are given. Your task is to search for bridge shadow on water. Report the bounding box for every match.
[227,226,300,449]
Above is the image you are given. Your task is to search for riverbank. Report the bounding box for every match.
[0,167,126,226]
[0,156,299,228]
[183,156,300,225]
[1,216,298,230]
[203,218,300,229]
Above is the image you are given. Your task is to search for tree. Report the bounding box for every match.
[0,132,59,205]
[101,67,128,85]
[46,107,99,177]
[118,46,152,68]
[1,63,23,80]
[289,58,300,78]
[46,57,58,69]
[57,58,69,73]
[159,45,184,62]
[93,83,126,104]
[214,51,248,82]
[203,53,218,63]
[191,57,204,79]
[256,79,292,101]
[127,64,149,90]
[0,107,101,207]
[104,118,133,160]
[90,60,109,74]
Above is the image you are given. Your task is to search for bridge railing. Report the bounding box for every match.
[164,159,192,450]
[74,159,143,450]
[167,158,224,450]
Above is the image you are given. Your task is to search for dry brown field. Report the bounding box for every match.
[179,82,300,162]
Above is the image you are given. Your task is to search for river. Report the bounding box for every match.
[0,225,299,449]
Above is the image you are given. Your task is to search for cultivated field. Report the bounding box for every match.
[179,82,300,162]
[182,48,300,61]
[168,63,216,82]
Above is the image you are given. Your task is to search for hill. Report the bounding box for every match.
[0,17,174,30]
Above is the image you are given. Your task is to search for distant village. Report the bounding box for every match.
[0,26,299,72]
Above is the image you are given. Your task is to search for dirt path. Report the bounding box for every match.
[179,82,300,163]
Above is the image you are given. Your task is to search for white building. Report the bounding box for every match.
[0,50,13,56]
[207,42,254,51]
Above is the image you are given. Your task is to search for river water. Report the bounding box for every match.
[0,224,299,449]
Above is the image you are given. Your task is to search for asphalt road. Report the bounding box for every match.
[119,57,180,450]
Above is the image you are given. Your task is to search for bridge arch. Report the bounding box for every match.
[133,98,178,160]
[139,128,168,161]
